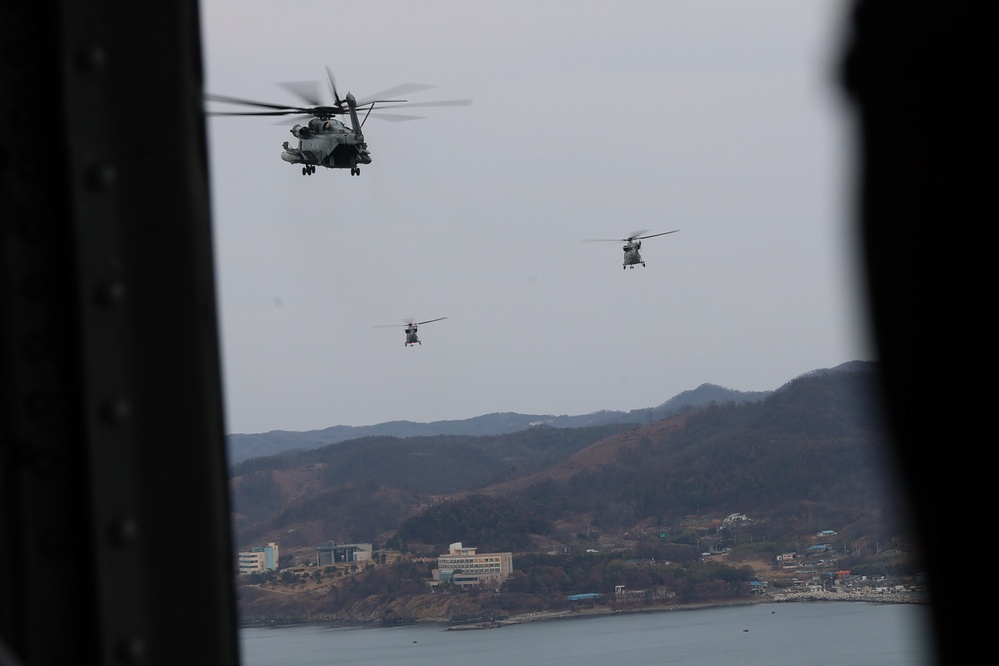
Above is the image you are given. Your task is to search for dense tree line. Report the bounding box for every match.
[510,372,901,541]
[391,495,553,553]
[499,546,754,602]
[237,481,409,547]
[336,560,433,599]
[230,424,634,526]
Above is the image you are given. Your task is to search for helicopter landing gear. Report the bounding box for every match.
[350,166,360,176]
[301,164,316,176]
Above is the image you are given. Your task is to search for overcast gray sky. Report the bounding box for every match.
[200,0,871,435]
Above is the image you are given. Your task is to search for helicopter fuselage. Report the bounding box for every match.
[281,116,371,175]
[405,325,421,345]
[623,240,645,268]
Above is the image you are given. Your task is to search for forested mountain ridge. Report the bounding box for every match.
[230,361,901,560]
[230,422,638,548]
[502,367,897,544]
[226,382,773,464]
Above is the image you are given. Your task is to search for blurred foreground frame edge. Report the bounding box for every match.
[0,0,975,664]
[1,1,238,664]
[841,1,973,664]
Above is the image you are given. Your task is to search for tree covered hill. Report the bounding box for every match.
[505,369,900,543]
[230,362,906,562]
[226,384,771,464]
[392,495,554,554]
[230,423,637,548]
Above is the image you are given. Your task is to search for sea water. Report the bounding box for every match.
[239,601,935,665]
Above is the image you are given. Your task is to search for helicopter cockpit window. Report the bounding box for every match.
[323,121,331,131]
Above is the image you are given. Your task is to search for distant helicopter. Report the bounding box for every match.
[206,67,471,176]
[377,317,447,346]
[584,229,679,269]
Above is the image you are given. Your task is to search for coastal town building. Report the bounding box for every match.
[315,541,372,565]
[776,552,797,569]
[238,542,279,574]
[431,542,513,587]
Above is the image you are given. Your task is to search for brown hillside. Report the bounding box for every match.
[477,414,689,495]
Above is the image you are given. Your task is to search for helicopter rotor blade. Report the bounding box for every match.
[372,99,474,110]
[354,83,437,106]
[207,109,306,117]
[366,112,426,122]
[414,317,447,326]
[209,76,469,123]
[269,113,315,125]
[276,80,323,107]
[635,229,680,240]
[375,318,419,328]
[324,66,344,107]
[582,229,679,243]
[582,230,646,243]
[204,93,299,112]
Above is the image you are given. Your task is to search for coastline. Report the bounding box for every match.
[239,590,928,631]
[445,598,766,631]
[770,589,927,604]
[430,591,925,632]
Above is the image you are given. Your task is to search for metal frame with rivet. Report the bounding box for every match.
[1,2,239,663]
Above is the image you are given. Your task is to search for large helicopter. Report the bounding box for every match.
[584,229,680,269]
[377,317,447,346]
[206,67,471,176]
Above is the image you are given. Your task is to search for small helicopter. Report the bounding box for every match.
[206,67,471,176]
[584,229,680,269]
[377,317,447,346]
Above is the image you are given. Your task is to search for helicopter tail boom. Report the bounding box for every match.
[345,93,364,140]
[344,92,370,165]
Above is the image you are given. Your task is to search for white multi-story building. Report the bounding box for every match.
[238,542,279,574]
[432,542,513,587]
[315,541,372,566]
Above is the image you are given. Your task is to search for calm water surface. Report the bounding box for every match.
[239,602,934,665]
